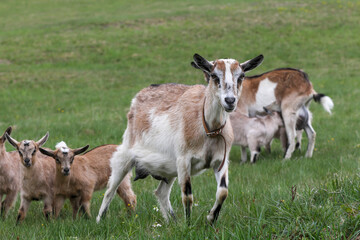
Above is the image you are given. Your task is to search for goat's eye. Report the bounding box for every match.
[18,151,23,157]
[55,158,61,164]
[32,149,36,156]
[211,74,220,87]
[70,157,74,164]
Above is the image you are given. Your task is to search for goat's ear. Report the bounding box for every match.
[1,126,12,143]
[73,145,89,156]
[191,61,210,82]
[39,147,55,158]
[240,54,264,72]
[5,133,19,149]
[36,132,49,147]
[192,54,213,74]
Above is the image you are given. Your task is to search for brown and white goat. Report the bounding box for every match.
[97,53,264,224]
[0,127,21,218]
[236,68,334,159]
[6,132,55,224]
[39,142,136,219]
[230,108,284,163]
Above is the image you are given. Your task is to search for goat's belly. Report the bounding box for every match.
[249,79,277,117]
[131,147,177,182]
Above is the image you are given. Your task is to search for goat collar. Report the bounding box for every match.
[202,98,227,172]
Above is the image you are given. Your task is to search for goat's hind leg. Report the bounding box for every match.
[207,166,228,224]
[117,172,137,212]
[97,147,133,223]
[304,124,316,158]
[282,109,297,159]
[155,178,176,222]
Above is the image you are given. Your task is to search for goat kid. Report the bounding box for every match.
[231,108,283,163]
[97,53,264,224]
[6,132,55,224]
[0,127,21,218]
[236,68,334,159]
[39,142,136,219]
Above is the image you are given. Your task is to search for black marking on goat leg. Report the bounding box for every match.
[256,146,261,152]
[16,214,21,225]
[45,211,50,220]
[186,200,191,224]
[184,180,192,196]
[252,153,258,163]
[295,142,300,150]
[212,204,222,223]
[220,176,227,188]
[170,209,176,221]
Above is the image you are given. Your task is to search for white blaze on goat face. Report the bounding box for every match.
[212,59,243,112]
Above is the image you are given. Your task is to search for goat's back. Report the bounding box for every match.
[238,68,313,113]
[75,144,118,191]
[126,83,203,147]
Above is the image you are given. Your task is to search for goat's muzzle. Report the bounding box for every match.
[63,168,70,176]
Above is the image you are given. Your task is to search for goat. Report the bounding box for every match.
[265,103,316,158]
[0,127,21,218]
[96,53,264,224]
[236,68,334,159]
[39,142,136,219]
[230,108,284,163]
[6,132,55,224]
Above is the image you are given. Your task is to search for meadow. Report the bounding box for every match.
[0,0,359,239]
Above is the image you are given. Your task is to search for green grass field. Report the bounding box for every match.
[0,0,359,239]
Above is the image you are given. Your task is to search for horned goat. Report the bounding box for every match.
[96,53,264,224]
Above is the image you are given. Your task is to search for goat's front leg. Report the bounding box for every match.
[43,196,53,220]
[177,156,193,223]
[240,146,247,163]
[54,195,65,218]
[1,191,17,218]
[70,196,81,219]
[207,165,228,224]
[16,197,31,224]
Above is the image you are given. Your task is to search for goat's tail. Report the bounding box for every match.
[313,93,334,114]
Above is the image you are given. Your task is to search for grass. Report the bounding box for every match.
[0,0,359,239]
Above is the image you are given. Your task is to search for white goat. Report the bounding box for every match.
[230,108,284,163]
[6,132,55,224]
[0,127,21,218]
[39,141,136,219]
[97,53,264,224]
[237,68,334,159]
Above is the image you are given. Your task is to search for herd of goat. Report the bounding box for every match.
[0,54,333,225]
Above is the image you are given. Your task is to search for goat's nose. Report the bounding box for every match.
[24,158,30,164]
[64,168,70,173]
[225,97,235,105]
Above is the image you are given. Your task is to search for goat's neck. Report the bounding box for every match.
[203,89,228,130]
